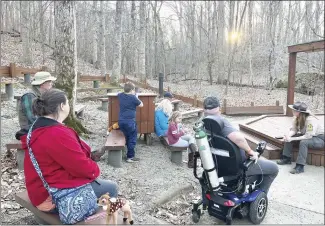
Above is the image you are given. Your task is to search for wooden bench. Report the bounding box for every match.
[75,104,85,118]
[104,130,126,168]
[98,97,108,111]
[6,140,24,170]
[15,191,124,225]
[181,109,204,119]
[163,137,188,165]
[291,143,324,166]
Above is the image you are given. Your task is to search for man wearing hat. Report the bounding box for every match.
[163,92,174,101]
[276,101,324,174]
[17,71,56,132]
[200,96,279,205]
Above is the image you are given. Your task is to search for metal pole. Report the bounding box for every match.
[159,72,164,98]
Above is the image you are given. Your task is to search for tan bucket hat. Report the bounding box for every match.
[31,71,57,85]
[288,101,312,114]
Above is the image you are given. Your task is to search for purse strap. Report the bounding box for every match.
[27,118,52,193]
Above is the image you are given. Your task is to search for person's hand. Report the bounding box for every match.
[91,147,105,162]
[247,149,259,163]
[283,134,291,142]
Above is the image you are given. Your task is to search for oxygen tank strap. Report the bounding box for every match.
[205,167,216,173]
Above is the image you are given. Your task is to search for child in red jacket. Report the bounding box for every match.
[167,111,198,168]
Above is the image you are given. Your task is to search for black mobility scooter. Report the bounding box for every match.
[191,115,268,225]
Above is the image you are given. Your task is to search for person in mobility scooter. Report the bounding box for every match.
[191,97,279,225]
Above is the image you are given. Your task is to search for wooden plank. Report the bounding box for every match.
[312,154,317,166]
[288,40,325,53]
[225,106,284,115]
[9,63,16,77]
[286,52,297,116]
[79,75,106,82]
[139,97,149,133]
[16,67,41,75]
[315,155,321,166]
[307,153,312,165]
[321,155,324,167]
[104,130,125,150]
[181,109,204,117]
[6,140,23,150]
[0,66,10,76]
[110,96,119,123]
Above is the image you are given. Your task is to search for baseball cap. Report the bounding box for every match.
[164,92,173,98]
[203,96,220,109]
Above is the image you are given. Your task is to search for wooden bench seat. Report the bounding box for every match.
[162,137,188,165]
[15,191,124,225]
[104,130,126,168]
[6,140,24,170]
[98,97,108,111]
[292,143,324,166]
[181,109,204,119]
[75,104,85,118]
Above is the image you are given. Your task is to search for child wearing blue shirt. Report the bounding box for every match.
[118,82,143,163]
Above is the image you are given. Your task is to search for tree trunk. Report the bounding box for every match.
[138,1,146,82]
[0,0,2,65]
[111,1,123,85]
[91,1,98,65]
[99,1,106,76]
[39,1,45,65]
[54,0,89,135]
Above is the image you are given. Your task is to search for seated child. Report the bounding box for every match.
[155,99,173,137]
[167,111,198,168]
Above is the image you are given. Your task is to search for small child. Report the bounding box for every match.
[118,82,143,163]
[167,111,198,168]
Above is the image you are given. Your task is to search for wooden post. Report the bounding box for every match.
[24,74,31,84]
[41,66,48,71]
[286,52,296,116]
[9,63,16,78]
[193,95,197,107]
[222,99,227,114]
[276,100,279,106]
[105,74,110,83]
[159,72,164,98]
[5,83,13,99]
[250,102,254,106]
[93,81,99,88]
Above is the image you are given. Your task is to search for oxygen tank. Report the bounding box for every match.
[193,121,220,190]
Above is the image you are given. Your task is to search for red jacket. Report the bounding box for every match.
[167,122,184,145]
[20,117,100,206]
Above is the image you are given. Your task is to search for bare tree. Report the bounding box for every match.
[54,0,88,134]
[111,1,123,85]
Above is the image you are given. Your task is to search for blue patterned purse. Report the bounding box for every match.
[27,120,98,224]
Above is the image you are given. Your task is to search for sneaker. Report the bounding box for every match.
[126,157,140,163]
[290,164,304,174]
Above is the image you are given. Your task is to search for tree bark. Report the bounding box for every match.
[54,0,89,135]
[111,1,123,85]
[138,1,146,82]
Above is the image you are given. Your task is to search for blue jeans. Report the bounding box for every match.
[118,120,138,159]
[45,178,118,214]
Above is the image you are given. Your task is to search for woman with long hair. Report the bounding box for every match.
[277,101,324,174]
[154,98,173,137]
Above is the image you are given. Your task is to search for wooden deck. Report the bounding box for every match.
[239,114,324,166]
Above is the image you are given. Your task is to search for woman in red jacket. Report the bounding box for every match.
[18,88,118,213]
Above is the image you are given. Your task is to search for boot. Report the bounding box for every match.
[276,155,291,165]
[188,152,194,168]
[188,144,198,168]
[290,164,304,174]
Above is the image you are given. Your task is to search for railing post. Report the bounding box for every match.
[159,72,164,98]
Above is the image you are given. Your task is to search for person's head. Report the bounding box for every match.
[203,96,221,115]
[31,71,57,93]
[163,92,173,100]
[288,101,311,130]
[169,111,182,124]
[156,99,173,117]
[32,89,70,123]
[124,82,136,94]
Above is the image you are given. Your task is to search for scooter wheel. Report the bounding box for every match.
[249,192,268,224]
[192,209,201,223]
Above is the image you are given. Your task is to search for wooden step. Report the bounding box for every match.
[241,130,282,160]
